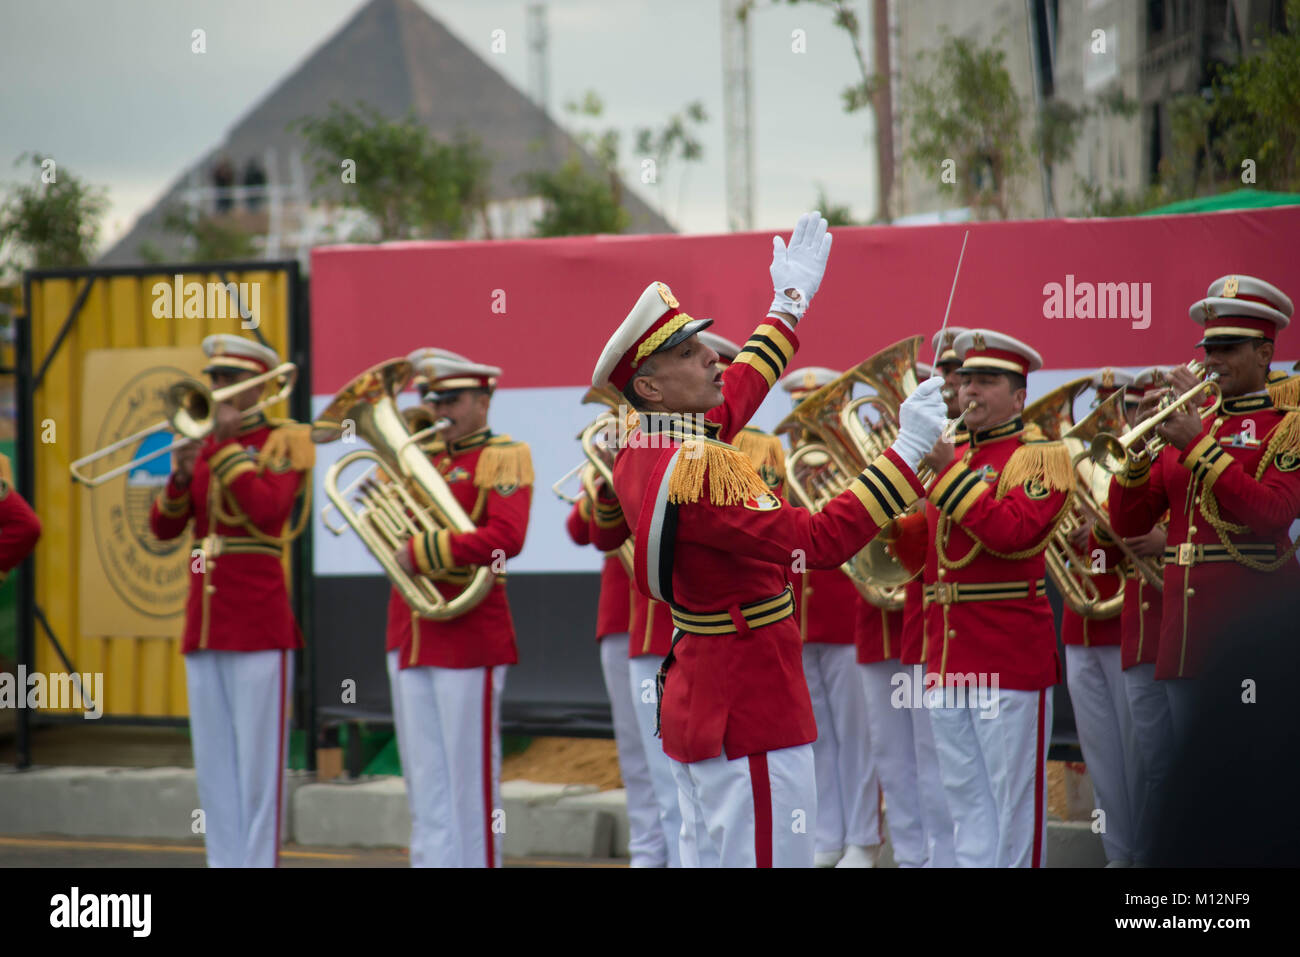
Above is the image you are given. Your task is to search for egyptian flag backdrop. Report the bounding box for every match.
[308,208,1300,735]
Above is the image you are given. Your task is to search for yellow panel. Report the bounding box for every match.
[28,266,298,720]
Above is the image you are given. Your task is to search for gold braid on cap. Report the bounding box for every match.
[634,313,694,367]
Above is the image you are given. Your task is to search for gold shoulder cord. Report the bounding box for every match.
[1200,417,1300,572]
[212,469,313,548]
[936,487,1071,568]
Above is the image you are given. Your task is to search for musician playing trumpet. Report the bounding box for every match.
[1108,275,1300,745]
[149,334,313,868]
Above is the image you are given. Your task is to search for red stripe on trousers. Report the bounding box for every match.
[274,650,286,869]
[1032,689,1046,869]
[482,668,495,868]
[748,753,773,868]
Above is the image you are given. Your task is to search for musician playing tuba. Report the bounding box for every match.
[388,351,533,869]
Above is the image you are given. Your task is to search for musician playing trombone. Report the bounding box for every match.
[149,334,312,868]
[1108,275,1300,747]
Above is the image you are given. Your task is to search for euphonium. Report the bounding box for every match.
[312,358,493,620]
[777,336,925,609]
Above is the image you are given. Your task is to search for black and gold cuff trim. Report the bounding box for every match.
[1182,434,1231,488]
[735,323,796,388]
[156,489,192,518]
[594,499,625,528]
[930,464,989,521]
[413,529,455,576]
[1115,454,1151,488]
[849,453,921,527]
[208,444,256,485]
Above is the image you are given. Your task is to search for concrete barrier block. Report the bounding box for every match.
[555,788,629,858]
[293,775,410,847]
[1048,819,1108,868]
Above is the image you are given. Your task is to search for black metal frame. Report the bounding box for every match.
[13,259,313,769]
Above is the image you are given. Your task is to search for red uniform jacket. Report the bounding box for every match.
[394,428,532,669]
[899,577,926,666]
[0,473,41,583]
[1109,394,1300,679]
[853,598,905,664]
[1059,530,1124,647]
[566,493,633,641]
[149,414,307,654]
[613,320,926,762]
[792,566,859,646]
[1119,550,1164,670]
[918,417,1070,690]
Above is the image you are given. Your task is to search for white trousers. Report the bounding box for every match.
[803,643,878,853]
[671,743,817,867]
[1123,664,1175,866]
[909,688,957,867]
[185,649,292,868]
[600,635,667,867]
[859,660,925,866]
[929,686,1052,868]
[628,654,683,867]
[1065,645,1138,863]
[396,664,506,868]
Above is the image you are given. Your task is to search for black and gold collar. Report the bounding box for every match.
[446,426,493,456]
[237,411,269,436]
[638,412,722,443]
[1221,393,1273,415]
[970,416,1023,447]
[950,426,971,446]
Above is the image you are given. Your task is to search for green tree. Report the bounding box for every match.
[813,186,856,226]
[904,33,1027,220]
[294,103,491,240]
[520,91,630,237]
[156,204,259,262]
[0,153,108,278]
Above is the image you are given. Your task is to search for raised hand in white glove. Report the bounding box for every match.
[890,376,948,473]
[769,211,832,323]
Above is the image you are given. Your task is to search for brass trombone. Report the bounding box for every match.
[1090,361,1221,474]
[69,362,298,487]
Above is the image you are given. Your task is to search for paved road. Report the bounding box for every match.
[0,835,626,868]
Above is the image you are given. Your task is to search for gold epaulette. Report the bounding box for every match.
[257,422,315,473]
[1021,423,1047,442]
[732,426,787,486]
[1267,375,1300,410]
[1263,408,1300,463]
[668,437,772,506]
[475,436,534,490]
[997,438,1075,499]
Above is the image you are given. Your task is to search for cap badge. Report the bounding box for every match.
[802,370,816,389]
[1205,302,1218,321]
[1223,276,1239,298]
[656,282,679,309]
[1101,369,1114,388]
[972,332,986,351]
[942,332,955,349]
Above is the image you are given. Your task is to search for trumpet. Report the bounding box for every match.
[1090,361,1221,474]
[314,358,493,621]
[70,362,298,487]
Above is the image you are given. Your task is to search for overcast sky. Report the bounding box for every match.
[0,0,881,252]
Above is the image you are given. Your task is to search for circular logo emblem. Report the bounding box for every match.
[91,366,193,618]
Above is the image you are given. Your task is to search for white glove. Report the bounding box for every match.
[890,376,948,472]
[769,211,832,323]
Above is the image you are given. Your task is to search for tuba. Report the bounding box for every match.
[552,387,633,575]
[777,336,925,609]
[313,358,494,620]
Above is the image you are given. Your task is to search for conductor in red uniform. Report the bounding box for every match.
[593,212,949,867]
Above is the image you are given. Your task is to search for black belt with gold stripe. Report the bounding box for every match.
[205,535,283,559]
[1163,543,1277,567]
[923,578,1047,605]
[670,585,795,636]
